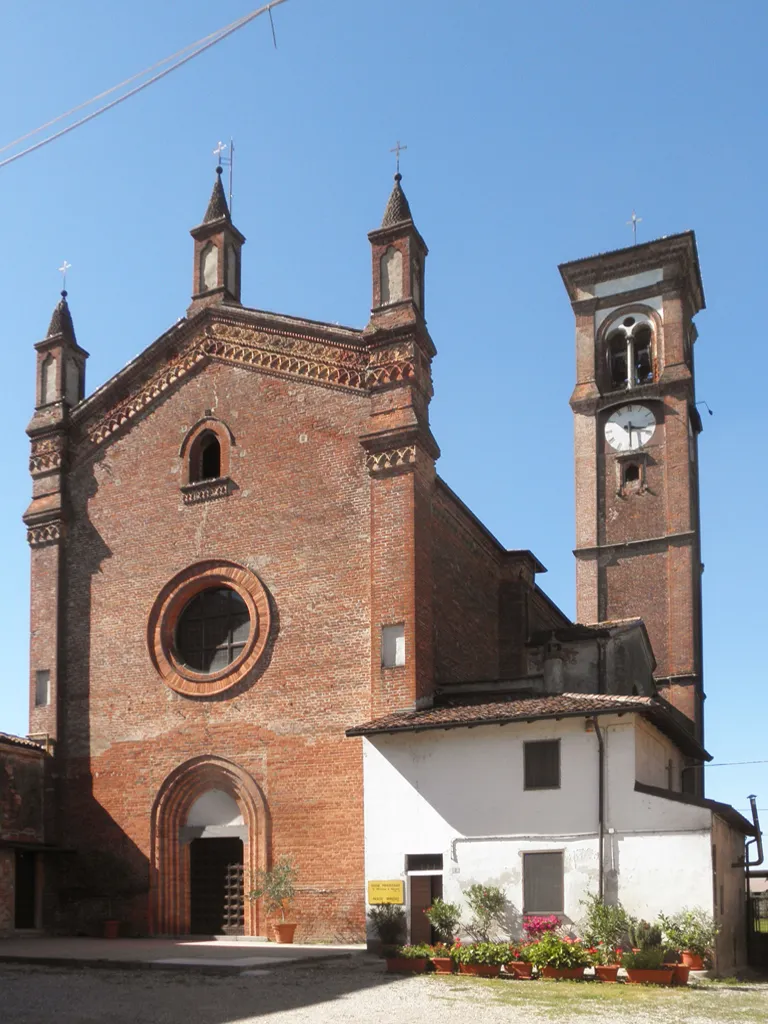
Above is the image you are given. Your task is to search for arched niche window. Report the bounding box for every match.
[380,246,403,305]
[40,353,56,405]
[196,433,221,482]
[226,243,238,297]
[180,419,234,501]
[200,242,219,292]
[605,314,656,391]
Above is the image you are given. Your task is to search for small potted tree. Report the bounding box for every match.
[579,893,631,982]
[622,921,674,985]
[659,908,717,971]
[424,897,462,945]
[463,884,507,941]
[367,904,406,964]
[247,855,298,943]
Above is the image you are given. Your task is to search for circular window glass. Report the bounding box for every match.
[174,586,251,674]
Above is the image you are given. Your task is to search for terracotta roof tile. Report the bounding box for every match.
[0,732,45,751]
[346,692,710,761]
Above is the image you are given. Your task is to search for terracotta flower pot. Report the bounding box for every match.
[103,920,120,940]
[625,968,674,986]
[430,957,454,974]
[669,964,691,986]
[459,963,501,977]
[681,951,704,970]
[273,922,297,944]
[386,957,428,973]
[540,966,585,980]
[504,961,533,978]
[594,965,620,983]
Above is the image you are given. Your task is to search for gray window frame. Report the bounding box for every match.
[522,851,564,914]
[523,738,561,790]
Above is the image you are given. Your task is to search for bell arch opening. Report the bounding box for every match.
[150,756,268,936]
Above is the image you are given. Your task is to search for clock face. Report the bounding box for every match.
[604,404,656,452]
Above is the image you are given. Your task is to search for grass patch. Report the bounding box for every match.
[428,973,768,1023]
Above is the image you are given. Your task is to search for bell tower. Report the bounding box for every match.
[560,233,706,749]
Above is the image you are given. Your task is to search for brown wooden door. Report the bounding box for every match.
[409,874,443,943]
[189,837,244,935]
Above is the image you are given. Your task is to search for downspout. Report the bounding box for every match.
[592,716,605,900]
[746,794,764,872]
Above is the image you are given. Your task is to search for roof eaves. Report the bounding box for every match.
[634,781,755,836]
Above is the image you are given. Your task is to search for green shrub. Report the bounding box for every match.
[659,908,718,957]
[579,892,631,951]
[525,932,592,969]
[463,884,507,940]
[424,898,462,943]
[367,904,406,946]
[451,941,512,965]
[395,943,432,959]
[622,947,665,970]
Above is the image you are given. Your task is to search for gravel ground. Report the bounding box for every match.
[2,959,768,1024]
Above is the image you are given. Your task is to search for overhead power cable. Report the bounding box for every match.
[0,1,287,171]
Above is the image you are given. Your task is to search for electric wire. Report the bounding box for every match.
[0,1,287,171]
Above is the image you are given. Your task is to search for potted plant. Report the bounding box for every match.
[504,944,534,978]
[522,914,560,940]
[453,940,510,977]
[659,908,717,971]
[526,932,591,980]
[247,855,298,943]
[424,897,462,944]
[386,943,431,973]
[428,942,454,974]
[463,884,507,941]
[367,903,406,959]
[579,893,631,981]
[622,921,674,985]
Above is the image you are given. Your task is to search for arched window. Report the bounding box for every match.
[200,242,219,292]
[40,354,56,405]
[380,246,403,304]
[191,432,221,482]
[605,314,655,390]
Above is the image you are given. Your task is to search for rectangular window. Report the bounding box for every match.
[523,851,564,914]
[524,739,560,790]
[34,670,50,707]
[405,854,443,872]
[381,624,405,668]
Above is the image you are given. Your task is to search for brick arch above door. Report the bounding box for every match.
[150,754,269,935]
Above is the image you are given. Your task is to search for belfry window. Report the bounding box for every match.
[606,316,655,390]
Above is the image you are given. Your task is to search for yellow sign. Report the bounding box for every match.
[367,880,404,905]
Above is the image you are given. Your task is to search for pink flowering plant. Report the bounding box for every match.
[523,914,560,939]
[506,943,535,963]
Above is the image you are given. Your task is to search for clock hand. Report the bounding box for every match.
[627,421,634,448]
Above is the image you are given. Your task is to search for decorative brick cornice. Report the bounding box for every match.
[29,435,65,475]
[27,520,63,547]
[365,444,417,474]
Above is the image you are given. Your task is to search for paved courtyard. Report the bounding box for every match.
[2,956,768,1024]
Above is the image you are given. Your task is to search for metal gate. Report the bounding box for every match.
[189,837,244,935]
[747,893,768,966]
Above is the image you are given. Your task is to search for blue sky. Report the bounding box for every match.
[1,1,766,819]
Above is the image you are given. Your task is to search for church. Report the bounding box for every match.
[1,163,754,968]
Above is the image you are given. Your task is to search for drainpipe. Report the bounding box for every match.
[592,716,605,900]
[746,795,764,872]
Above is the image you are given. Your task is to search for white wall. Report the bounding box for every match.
[362,714,715,940]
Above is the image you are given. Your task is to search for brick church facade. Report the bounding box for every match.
[20,170,574,938]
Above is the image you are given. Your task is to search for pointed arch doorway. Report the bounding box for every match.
[151,756,269,936]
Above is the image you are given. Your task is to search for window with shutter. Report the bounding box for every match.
[523,852,564,913]
[524,739,560,790]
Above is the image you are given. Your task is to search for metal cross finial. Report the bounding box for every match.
[58,260,71,293]
[390,140,407,174]
[213,141,228,168]
[627,210,643,245]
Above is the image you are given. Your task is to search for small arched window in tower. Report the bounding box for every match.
[200,242,219,292]
[40,354,56,405]
[226,243,237,297]
[198,433,221,481]
[380,246,403,305]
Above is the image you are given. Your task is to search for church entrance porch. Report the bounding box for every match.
[189,837,244,936]
[151,756,268,936]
